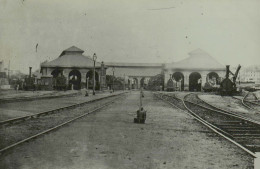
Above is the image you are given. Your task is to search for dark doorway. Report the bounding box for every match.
[189,72,202,91]
[51,69,62,78]
[172,72,184,91]
[207,72,219,85]
[140,77,148,89]
[69,70,81,90]
[132,78,138,89]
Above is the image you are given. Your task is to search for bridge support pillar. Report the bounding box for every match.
[137,77,142,89]
[201,73,207,91]
[184,72,189,91]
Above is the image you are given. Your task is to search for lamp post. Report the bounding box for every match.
[112,67,115,92]
[93,53,97,95]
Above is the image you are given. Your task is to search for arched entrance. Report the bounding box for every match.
[132,78,138,89]
[140,77,148,89]
[51,69,62,78]
[51,69,66,90]
[86,70,99,90]
[69,70,81,90]
[207,72,219,85]
[172,72,184,91]
[189,72,202,91]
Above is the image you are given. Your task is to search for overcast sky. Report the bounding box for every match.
[0,0,260,73]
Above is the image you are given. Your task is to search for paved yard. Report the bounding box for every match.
[0,91,253,169]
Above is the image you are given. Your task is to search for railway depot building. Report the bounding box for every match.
[40,46,106,90]
[164,49,225,91]
[40,46,225,91]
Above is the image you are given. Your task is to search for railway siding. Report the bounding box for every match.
[198,94,260,122]
[0,90,80,103]
[0,92,126,152]
[157,92,260,167]
[0,91,254,169]
[0,91,123,122]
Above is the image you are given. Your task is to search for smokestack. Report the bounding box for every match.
[29,67,32,78]
[226,65,230,79]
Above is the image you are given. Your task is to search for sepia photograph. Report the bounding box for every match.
[0,0,260,168]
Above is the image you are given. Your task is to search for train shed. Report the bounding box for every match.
[164,49,226,91]
[40,46,106,90]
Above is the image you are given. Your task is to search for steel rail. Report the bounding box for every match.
[243,92,260,106]
[159,93,257,124]
[245,100,260,106]
[0,92,126,126]
[154,92,256,157]
[0,91,80,104]
[0,94,125,154]
[154,93,233,137]
[192,93,260,126]
[231,95,253,110]
[242,92,254,109]
[182,94,256,157]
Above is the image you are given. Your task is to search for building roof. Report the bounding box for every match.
[64,46,84,52]
[165,49,225,70]
[105,62,163,67]
[243,65,260,71]
[41,46,101,68]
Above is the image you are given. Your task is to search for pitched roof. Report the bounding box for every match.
[165,49,225,70]
[41,46,101,68]
[64,46,84,52]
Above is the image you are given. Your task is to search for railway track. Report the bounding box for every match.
[154,92,260,158]
[231,95,253,110]
[0,92,126,154]
[0,92,125,126]
[0,91,80,104]
[242,92,260,110]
